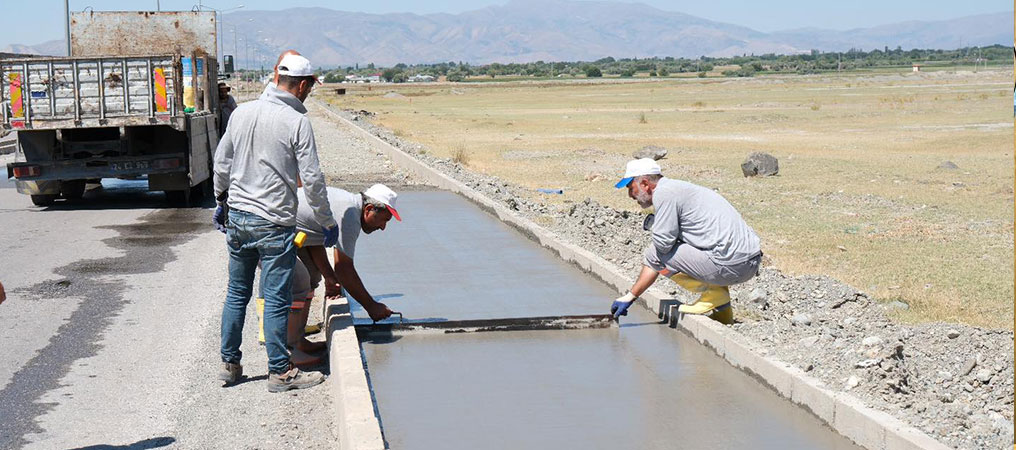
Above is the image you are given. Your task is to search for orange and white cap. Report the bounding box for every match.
[364,184,401,221]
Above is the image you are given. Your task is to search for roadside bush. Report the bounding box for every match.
[585,66,602,78]
[620,69,636,78]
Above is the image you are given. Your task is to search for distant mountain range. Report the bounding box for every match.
[5,0,1012,67]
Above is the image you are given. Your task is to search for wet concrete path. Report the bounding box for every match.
[355,190,860,449]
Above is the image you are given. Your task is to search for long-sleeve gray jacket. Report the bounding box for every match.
[645,177,760,268]
[213,84,335,229]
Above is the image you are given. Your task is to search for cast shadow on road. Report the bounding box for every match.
[222,374,270,388]
[69,436,175,450]
[33,180,215,211]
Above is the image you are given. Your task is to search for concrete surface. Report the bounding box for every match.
[316,101,955,450]
[353,190,618,322]
[0,153,337,448]
[362,306,860,450]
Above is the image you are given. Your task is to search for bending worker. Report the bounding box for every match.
[285,184,399,367]
[610,158,762,324]
[213,53,337,392]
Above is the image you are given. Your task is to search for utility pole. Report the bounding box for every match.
[64,0,71,56]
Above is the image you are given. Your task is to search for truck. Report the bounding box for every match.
[3,11,223,206]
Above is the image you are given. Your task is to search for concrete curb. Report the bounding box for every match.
[313,100,953,450]
[324,296,386,450]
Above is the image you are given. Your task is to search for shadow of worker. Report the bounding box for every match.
[70,436,175,450]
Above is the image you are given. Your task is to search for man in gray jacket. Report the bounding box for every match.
[609,158,762,324]
[213,53,338,392]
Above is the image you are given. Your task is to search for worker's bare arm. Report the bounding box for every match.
[629,266,659,298]
[332,247,392,321]
[306,246,342,298]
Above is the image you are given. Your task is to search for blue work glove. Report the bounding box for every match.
[322,225,339,247]
[213,202,228,234]
[611,292,637,319]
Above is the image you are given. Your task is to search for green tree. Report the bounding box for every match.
[585,66,602,77]
[381,68,398,82]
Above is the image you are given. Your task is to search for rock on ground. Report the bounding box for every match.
[741,152,779,177]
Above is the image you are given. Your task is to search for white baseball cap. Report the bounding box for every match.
[277,54,316,78]
[363,184,401,221]
[615,158,662,188]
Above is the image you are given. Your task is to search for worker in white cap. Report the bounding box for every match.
[213,51,335,392]
[280,184,399,367]
[610,158,762,324]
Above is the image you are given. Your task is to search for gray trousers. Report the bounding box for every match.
[291,247,322,300]
[644,243,760,286]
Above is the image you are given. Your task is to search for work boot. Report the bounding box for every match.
[669,273,710,305]
[219,362,243,384]
[267,365,326,393]
[673,280,735,325]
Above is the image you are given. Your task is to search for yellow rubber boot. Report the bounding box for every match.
[670,274,734,325]
[668,273,709,305]
[256,297,265,345]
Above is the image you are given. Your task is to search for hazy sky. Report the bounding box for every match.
[1,0,1009,48]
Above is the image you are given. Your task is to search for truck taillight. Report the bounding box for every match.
[153,158,181,169]
[12,165,41,178]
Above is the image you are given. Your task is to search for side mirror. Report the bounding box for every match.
[642,213,655,231]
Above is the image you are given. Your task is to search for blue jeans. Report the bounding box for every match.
[220,209,296,374]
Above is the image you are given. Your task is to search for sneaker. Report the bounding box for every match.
[267,365,326,393]
[219,362,243,384]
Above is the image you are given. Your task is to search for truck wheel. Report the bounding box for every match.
[30,194,58,206]
[61,180,86,200]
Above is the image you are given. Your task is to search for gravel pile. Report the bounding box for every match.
[328,105,1014,450]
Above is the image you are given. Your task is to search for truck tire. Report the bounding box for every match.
[61,180,86,200]
[30,194,58,206]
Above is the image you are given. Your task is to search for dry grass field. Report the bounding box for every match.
[323,69,1014,330]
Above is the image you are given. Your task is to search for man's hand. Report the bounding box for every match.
[611,292,637,319]
[365,301,394,322]
[322,225,339,247]
[213,202,228,234]
[324,280,342,299]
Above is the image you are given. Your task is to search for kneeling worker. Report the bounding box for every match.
[610,158,762,324]
[285,184,398,365]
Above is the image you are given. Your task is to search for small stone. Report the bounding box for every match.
[748,288,767,305]
[963,383,975,393]
[632,145,668,161]
[842,317,858,327]
[856,359,880,369]
[741,152,779,177]
[791,313,813,326]
[836,245,847,252]
[862,336,883,347]
[846,376,860,389]
[940,393,954,403]
[799,336,820,347]
[937,371,953,381]
[976,369,993,384]
[947,329,960,339]
[937,161,959,170]
[805,363,815,372]
[960,359,977,376]
[885,300,910,311]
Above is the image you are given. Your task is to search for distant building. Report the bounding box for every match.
[343,74,383,83]
[408,74,435,83]
[912,64,922,72]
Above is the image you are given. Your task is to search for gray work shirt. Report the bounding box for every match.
[213,84,335,228]
[295,187,362,258]
[644,177,761,268]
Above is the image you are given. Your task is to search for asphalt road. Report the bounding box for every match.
[0,153,336,449]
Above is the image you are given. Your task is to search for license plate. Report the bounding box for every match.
[110,160,149,171]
